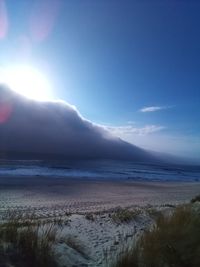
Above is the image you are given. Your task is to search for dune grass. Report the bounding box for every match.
[0,214,59,267]
[111,208,141,223]
[191,194,200,203]
[145,207,163,219]
[112,204,200,267]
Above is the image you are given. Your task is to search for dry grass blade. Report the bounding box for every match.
[112,205,200,267]
[0,212,59,267]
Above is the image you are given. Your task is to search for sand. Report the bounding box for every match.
[0,176,200,214]
[0,176,200,266]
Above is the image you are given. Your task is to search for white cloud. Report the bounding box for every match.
[105,124,166,136]
[139,106,171,113]
[105,123,200,162]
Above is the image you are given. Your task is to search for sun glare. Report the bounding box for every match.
[0,65,53,101]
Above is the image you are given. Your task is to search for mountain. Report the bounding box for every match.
[0,85,156,161]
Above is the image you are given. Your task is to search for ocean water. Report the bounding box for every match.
[0,159,200,182]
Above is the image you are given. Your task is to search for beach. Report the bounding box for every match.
[1,176,200,266]
[1,176,200,213]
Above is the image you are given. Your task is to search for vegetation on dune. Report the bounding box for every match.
[145,207,163,219]
[0,214,59,267]
[111,207,141,223]
[191,194,200,203]
[0,211,89,267]
[1,201,200,267]
[112,204,200,267]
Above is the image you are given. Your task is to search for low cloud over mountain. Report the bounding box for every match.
[0,85,155,161]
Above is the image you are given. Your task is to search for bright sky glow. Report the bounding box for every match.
[0,65,53,101]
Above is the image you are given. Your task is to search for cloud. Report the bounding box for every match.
[0,85,154,162]
[106,123,200,163]
[139,106,171,113]
[105,125,165,136]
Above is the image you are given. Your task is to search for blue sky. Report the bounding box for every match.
[0,0,200,160]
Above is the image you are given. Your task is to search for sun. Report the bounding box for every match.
[0,65,53,101]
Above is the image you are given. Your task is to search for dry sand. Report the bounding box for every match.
[0,176,200,214]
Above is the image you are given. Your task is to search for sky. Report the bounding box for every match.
[0,0,199,160]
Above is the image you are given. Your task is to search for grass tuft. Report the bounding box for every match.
[145,207,162,219]
[0,213,59,267]
[191,194,200,203]
[111,208,141,223]
[112,205,200,267]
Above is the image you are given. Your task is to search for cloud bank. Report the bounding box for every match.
[0,85,156,162]
[139,106,171,113]
[107,123,200,163]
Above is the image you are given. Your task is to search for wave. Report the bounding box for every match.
[0,159,200,182]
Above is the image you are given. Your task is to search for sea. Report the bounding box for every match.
[0,159,200,182]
